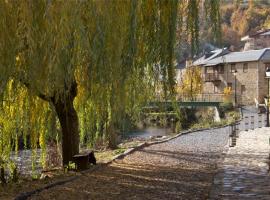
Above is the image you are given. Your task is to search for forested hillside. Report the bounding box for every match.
[176,0,270,61]
[221,0,270,50]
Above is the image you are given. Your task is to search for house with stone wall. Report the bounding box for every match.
[241,29,270,51]
[193,48,270,105]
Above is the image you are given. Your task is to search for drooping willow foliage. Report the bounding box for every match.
[0,80,54,170]
[0,0,221,168]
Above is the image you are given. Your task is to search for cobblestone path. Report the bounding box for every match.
[239,106,267,131]
[210,127,270,200]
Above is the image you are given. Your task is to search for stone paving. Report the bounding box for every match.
[210,127,270,200]
[241,107,267,129]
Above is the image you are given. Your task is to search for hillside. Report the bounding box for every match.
[220,0,270,50]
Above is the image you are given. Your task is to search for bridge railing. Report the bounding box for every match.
[177,93,225,102]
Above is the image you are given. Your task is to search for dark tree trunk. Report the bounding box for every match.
[52,82,79,166]
[22,78,79,166]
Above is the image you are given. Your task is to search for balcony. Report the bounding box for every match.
[203,73,221,82]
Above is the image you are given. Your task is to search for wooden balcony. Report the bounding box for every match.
[203,73,221,82]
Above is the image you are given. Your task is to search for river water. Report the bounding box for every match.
[123,126,173,139]
[10,149,43,176]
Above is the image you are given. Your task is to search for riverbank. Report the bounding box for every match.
[96,109,240,164]
[23,127,229,200]
[2,125,231,200]
[3,107,240,180]
[0,109,241,199]
[4,109,240,181]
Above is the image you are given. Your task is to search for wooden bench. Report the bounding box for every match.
[73,151,96,171]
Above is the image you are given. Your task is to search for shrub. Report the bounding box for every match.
[220,102,233,112]
[226,111,241,123]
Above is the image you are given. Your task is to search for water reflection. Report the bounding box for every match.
[124,126,173,139]
[10,149,42,176]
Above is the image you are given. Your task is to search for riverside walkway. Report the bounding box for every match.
[209,107,270,199]
[7,107,270,200]
[12,127,230,200]
[210,127,270,200]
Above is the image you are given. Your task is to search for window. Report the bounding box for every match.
[241,85,246,94]
[219,64,224,74]
[230,64,236,73]
[214,85,219,93]
[206,66,214,73]
[265,63,270,71]
[243,63,248,73]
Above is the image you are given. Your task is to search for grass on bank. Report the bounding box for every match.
[190,110,241,130]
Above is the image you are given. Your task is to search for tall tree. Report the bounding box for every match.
[0,0,220,166]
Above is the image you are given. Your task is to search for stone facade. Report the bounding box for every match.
[243,36,270,51]
[201,61,270,105]
[241,29,270,51]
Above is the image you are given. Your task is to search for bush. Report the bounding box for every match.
[190,119,228,130]
[220,102,233,112]
[226,111,241,123]
[177,108,197,129]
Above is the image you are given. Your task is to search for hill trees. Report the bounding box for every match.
[0,0,221,167]
[220,0,270,49]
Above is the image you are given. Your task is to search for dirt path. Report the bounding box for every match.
[21,127,229,200]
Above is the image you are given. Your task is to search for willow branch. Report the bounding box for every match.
[15,74,52,102]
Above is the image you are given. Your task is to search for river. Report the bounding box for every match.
[123,126,173,139]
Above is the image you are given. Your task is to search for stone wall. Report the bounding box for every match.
[243,36,270,51]
[258,61,269,102]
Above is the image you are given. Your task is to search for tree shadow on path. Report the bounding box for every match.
[27,150,220,200]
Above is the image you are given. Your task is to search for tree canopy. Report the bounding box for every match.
[0,0,221,167]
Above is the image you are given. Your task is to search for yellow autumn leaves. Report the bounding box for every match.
[177,66,203,99]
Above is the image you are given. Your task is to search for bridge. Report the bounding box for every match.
[143,94,226,124]
[146,94,225,109]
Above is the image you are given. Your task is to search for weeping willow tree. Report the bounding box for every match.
[0,0,221,166]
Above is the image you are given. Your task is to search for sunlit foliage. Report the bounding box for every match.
[177,66,203,99]
[0,0,221,168]
[223,86,232,103]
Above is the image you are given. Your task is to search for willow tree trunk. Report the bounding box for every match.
[52,83,79,166]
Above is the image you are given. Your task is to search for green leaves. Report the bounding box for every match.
[0,0,221,167]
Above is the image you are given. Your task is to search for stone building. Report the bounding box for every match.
[193,48,270,105]
[241,29,270,51]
